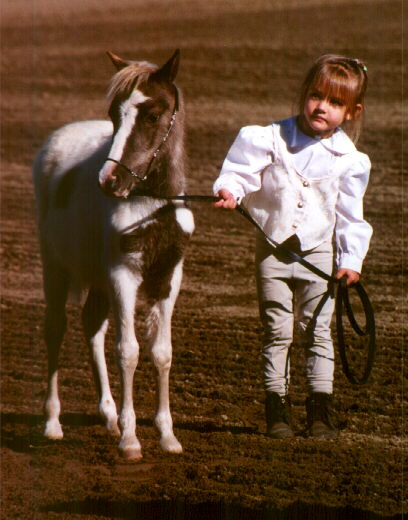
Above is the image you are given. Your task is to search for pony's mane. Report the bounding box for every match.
[107,61,159,102]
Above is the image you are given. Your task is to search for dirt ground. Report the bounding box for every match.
[1,0,406,518]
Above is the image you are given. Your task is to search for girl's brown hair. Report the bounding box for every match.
[298,54,368,142]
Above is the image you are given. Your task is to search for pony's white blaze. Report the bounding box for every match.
[98,89,150,185]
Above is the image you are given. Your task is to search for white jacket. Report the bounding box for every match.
[213,117,373,273]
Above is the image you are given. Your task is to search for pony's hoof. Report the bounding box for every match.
[119,446,143,461]
[44,420,64,440]
[118,437,142,460]
[160,436,183,454]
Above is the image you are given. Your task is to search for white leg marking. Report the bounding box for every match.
[111,268,142,459]
[82,289,120,437]
[90,319,120,436]
[42,267,68,441]
[44,372,63,440]
[148,260,184,454]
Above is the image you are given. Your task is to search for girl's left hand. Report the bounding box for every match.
[335,268,360,286]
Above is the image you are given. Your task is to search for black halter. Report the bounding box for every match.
[105,85,179,183]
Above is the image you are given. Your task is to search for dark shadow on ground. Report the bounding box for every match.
[43,497,402,520]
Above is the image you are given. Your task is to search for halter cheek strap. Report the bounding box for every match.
[106,85,179,183]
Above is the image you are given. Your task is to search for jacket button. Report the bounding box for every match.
[303,180,309,187]
[297,201,304,208]
[292,222,298,228]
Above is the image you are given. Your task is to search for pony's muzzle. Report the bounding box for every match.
[98,163,130,198]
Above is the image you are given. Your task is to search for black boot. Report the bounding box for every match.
[265,392,294,438]
[306,392,338,439]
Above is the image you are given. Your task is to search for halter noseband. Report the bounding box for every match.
[105,85,179,183]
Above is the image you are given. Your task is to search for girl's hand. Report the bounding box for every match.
[335,268,360,286]
[214,189,237,209]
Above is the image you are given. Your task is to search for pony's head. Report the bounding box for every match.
[98,50,185,198]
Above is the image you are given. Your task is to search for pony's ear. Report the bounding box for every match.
[106,51,129,71]
[154,49,180,83]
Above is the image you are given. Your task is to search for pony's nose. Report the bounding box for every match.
[99,170,130,198]
[99,162,129,198]
[99,173,116,195]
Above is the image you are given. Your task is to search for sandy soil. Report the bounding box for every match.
[1,0,406,518]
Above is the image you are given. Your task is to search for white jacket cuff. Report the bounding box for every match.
[212,178,243,201]
[338,253,363,274]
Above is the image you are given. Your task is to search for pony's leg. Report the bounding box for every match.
[110,269,142,460]
[82,289,119,436]
[146,260,183,454]
[43,263,69,440]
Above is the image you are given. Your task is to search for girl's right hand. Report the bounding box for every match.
[214,189,237,209]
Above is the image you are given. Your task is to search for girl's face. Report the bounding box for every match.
[300,86,361,139]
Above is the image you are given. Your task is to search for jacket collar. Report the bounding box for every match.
[279,116,356,155]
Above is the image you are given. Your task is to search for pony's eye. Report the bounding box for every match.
[146,113,160,124]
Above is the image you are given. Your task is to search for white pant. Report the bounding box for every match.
[255,234,335,395]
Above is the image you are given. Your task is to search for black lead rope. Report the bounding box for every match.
[236,202,376,385]
[335,280,376,385]
[164,194,376,385]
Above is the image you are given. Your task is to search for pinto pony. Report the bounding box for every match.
[32,50,194,460]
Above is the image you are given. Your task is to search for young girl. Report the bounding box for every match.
[213,55,372,439]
